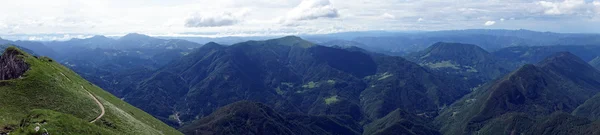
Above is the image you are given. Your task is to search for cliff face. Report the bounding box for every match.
[0,47,29,80]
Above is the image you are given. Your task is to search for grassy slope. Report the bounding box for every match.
[0,47,181,135]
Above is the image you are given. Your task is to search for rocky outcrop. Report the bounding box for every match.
[0,47,29,80]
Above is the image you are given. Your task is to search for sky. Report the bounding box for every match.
[1,0,600,40]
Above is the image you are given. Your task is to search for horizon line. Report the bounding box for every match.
[2,28,600,42]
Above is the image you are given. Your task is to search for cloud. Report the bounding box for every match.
[484,21,496,26]
[3,0,600,37]
[381,13,396,19]
[595,1,600,13]
[537,0,594,15]
[184,10,249,27]
[281,0,339,24]
[0,22,6,29]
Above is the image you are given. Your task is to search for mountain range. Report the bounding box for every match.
[312,29,600,55]
[0,39,56,57]
[118,36,471,129]
[39,34,204,97]
[3,29,600,134]
[492,45,600,65]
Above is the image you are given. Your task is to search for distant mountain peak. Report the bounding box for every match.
[120,33,153,40]
[90,35,109,39]
[280,35,303,40]
[265,36,314,48]
[537,52,588,68]
[536,52,600,83]
[80,35,115,42]
[123,33,148,36]
[414,42,493,64]
[427,42,488,53]
[543,51,580,61]
[204,42,221,46]
[420,42,489,59]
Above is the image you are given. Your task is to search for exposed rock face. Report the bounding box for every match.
[0,47,29,80]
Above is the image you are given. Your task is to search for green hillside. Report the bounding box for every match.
[406,42,515,87]
[435,52,600,135]
[0,46,181,135]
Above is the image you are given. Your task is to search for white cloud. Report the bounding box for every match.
[184,10,249,27]
[484,21,496,26]
[537,0,593,15]
[26,34,92,41]
[0,22,6,29]
[594,1,600,13]
[281,0,339,24]
[1,0,600,39]
[381,13,395,19]
[500,18,505,21]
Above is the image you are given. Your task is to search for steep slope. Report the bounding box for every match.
[122,36,470,128]
[179,101,361,135]
[573,57,600,121]
[436,52,600,135]
[573,93,600,121]
[0,47,181,135]
[360,55,470,120]
[407,42,515,86]
[363,109,441,135]
[526,113,600,135]
[590,56,600,70]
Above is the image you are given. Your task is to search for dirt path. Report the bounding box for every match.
[82,86,105,123]
[60,73,71,81]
